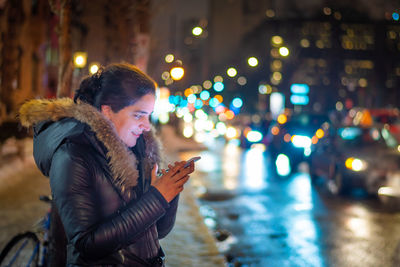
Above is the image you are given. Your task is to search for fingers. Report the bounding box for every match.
[175,175,190,187]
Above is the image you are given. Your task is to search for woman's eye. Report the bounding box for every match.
[133,114,142,119]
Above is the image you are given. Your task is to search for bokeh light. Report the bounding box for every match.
[227,67,237,77]
[170,66,184,80]
[272,36,283,45]
[203,80,212,89]
[192,26,203,36]
[279,47,290,57]
[213,82,224,92]
[89,62,99,74]
[165,54,174,63]
[232,97,243,108]
[214,75,223,82]
[247,57,259,67]
[237,76,247,85]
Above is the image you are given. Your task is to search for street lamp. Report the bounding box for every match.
[170,66,184,80]
[279,47,290,57]
[192,26,203,36]
[247,57,259,67]
[89,62,100,74]
[73,52,87,68]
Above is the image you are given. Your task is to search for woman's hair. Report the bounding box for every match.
[74,63,157,112]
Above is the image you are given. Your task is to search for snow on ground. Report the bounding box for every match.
[159,124,226,266]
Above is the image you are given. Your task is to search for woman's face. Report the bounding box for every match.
[101,94,155,147]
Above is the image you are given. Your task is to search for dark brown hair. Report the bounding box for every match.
[74,63,157,112]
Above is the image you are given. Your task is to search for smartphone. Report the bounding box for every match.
[183,156,201,168]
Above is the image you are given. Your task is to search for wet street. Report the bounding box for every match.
[180,140,400,267]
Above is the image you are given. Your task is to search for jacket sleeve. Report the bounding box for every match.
[156,194,179,239]
[49,142,169,260]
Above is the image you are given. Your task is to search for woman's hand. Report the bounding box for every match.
[151,161,195,202]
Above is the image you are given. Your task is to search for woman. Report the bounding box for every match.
[19,63,194,266]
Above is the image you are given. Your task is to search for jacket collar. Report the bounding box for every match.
[19,98,162,193]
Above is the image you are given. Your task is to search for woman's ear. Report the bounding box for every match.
[101,105,113,120]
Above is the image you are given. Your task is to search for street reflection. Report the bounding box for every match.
[222,143,241,190]
[182,140,400,266]
[242,146,267,190]
[284,173,324,267]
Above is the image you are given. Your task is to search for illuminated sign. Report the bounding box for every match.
[290,84,309,94]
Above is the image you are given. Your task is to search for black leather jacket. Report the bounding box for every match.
[33,116,178,266]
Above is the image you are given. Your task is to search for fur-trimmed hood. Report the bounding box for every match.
[19,98,163,193]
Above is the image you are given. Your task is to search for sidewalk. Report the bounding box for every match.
[159,125,226,266]
[0,127,226,267]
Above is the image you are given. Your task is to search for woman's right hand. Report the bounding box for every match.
[151,161,195,202]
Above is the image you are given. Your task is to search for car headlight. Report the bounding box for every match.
[291,135,312,148]
[345,157,368,172]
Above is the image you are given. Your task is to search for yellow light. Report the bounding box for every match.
[161,71,170,80]
[271,60,282,70]
[170,66,184,80]
[165,54,174,63]
[226,127,238,139]
[397,145,400,152]
[183,126,194,138]
[203,80,212,89]
[345,157,354,169]
[159,87,170,99]
[271,36,283,45]
[192,26,203,36]
[184,88,194,97]
[225,110,235,120]
[272,72,282,81]
[214,75,223,82]
[227,67,237,77]
[247,57,259,67]
[159,113,169,124]
[214,94,223,103]
[279,47,290,57]
[300,39,310,48]
[73,52,87,68]
[89,62,100,74]
[352,159,365,171]
[277,114,287,124]
[315,129,325,139]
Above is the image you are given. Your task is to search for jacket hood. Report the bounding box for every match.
[19,98,163,192]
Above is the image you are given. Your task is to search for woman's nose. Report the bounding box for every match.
[141,119,151,131]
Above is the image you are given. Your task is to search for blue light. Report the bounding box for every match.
[209,98,220,108]
[187,94,196,103]
[213,82,224,92]
[232,97,243,108]
[180,100,188,107]
[339,127,362,140]
[290,94,309,105]
[175,95,182,104]
[290,84,309,94]
[168,95,175,104]
[393,12,400,21]
[200,91,210,100]
[194,99,203,109]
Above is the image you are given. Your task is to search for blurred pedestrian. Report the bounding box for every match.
[19,63,195,266]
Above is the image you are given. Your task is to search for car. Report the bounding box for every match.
[309,125,400,196]
[268,113,330,174]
